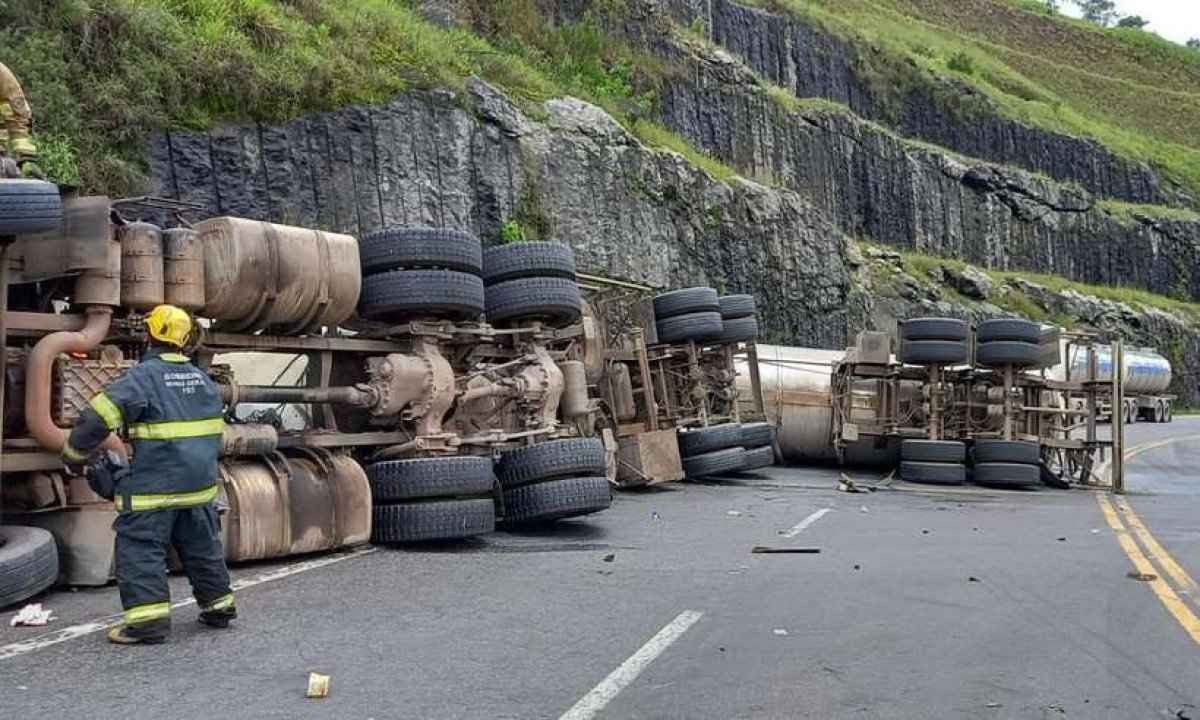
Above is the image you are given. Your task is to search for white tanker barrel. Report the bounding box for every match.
[1067,345,1172,395]
[735,344,896,465]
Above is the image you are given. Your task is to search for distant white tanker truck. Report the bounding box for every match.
[1061,344,1174,424]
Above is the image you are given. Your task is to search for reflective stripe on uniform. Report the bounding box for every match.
[89,392,124,431]
[128,417,224,441]
[61,442,87,463]
[124,601,170,625]
[203,593,236,612]
[160,353,190,363]
[116,484,219,513]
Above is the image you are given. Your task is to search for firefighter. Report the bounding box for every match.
[62,305,236,645]
[0,61,41,178]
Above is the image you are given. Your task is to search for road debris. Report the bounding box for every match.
[772,628,788,636]
[726,510,743,517]
[1126,571,1157,582]
[602,553,615,563]
[921,529,930,535]
[752,546,820,554]
[9,604,53,627]
[968,576,981,583]
[985,702,1002,708]
[306,672,331,699]
[853,564,861,570]
[860,506,869,513]
[1057,537,1067,542]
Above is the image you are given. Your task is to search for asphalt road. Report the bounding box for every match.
[2,420,1199,719]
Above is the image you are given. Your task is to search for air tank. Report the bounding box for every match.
[196,217,361,334]
[119,221,165,310]
[735,344,897,466]
[1064,344,1172,395]
[162,227,206,311]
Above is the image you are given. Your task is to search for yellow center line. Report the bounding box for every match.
[1096,493,1200,645]
[1113,497,1199,595]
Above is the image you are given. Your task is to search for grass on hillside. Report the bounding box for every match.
[890,246,1200,320]
[0,0,736,194]
[738,0,1200,201]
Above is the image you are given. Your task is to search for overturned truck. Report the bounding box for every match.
[0,185,771,607]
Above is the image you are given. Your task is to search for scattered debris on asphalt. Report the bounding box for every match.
[968,576,981,583]
[860,506,870,513]
[752,546,821,554]
[838,474,867,493]
[772,628,788,636]
[1091,528,1101,534]
[853,564,861,570]
[306,672,330,699]
[1057,537,1067,542]
[602,553,615,562]
[985,702,1002,708]
[1127,571,1157,582]
[921,529,930,535]
[1174,705,1195,720]
[727,510,743,517]
[9,603,53,627]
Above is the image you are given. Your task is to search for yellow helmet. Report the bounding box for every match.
[145,305,193,348]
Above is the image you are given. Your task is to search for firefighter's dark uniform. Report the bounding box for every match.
[65,346,234,641]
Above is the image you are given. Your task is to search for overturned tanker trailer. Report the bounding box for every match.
[0,189,615,602]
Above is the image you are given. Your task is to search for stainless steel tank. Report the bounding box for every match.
[735,344,902,466]
[196,217,361,334]
[1064,344,1172,395]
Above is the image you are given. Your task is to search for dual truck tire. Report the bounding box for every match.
[900,439,1041,489]
[357,229,581,328]
[653,288,759,345]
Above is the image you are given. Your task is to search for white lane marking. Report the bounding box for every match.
[0,547,377,661]
[780,508,832,538]
[559,610,704,720]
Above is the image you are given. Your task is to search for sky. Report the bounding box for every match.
[1060,1,1200,44]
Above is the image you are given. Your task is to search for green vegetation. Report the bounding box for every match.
[1097,200,1200,224]
[880,243,1200,320]
[0,0,735,193]
[739,0,1200,200]
[498,219,527,244]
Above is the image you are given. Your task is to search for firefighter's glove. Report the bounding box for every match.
[84,449,127,502]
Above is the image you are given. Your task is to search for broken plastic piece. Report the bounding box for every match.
[9,603,53,627]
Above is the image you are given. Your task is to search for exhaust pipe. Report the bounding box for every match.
[25,307,125,457]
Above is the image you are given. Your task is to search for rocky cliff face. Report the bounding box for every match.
[147,82,856,350]
[654,0,1189,208]
[648,37,1200,301]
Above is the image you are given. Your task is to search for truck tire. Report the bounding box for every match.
[900,461,966,486]
[974,462,1040,488]
[359,269,485,322]
[367,456,495,502]
[972,440,1039,465]
[975,340,1040,367]
[656,311,724,344]
[900,339,968,365]
[653,287,719,320]
[496,438,607,489]
[977,318,1041,344]
[678,423,743,457]
[900,318,969,342]
[740,422,775,449]
[716,316,758,345]
[372,498,495,543]
[501,476,612,524]
[0,525,59,608]
[484,276,582,327]
[739,445,775,472]
[682,447,746,479]
[718,294,756,320]
[1165,403,1173,423]
[0,179,63,236]
[901,440,966,463]
[481,242,576,285]
[359,227,482,276]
